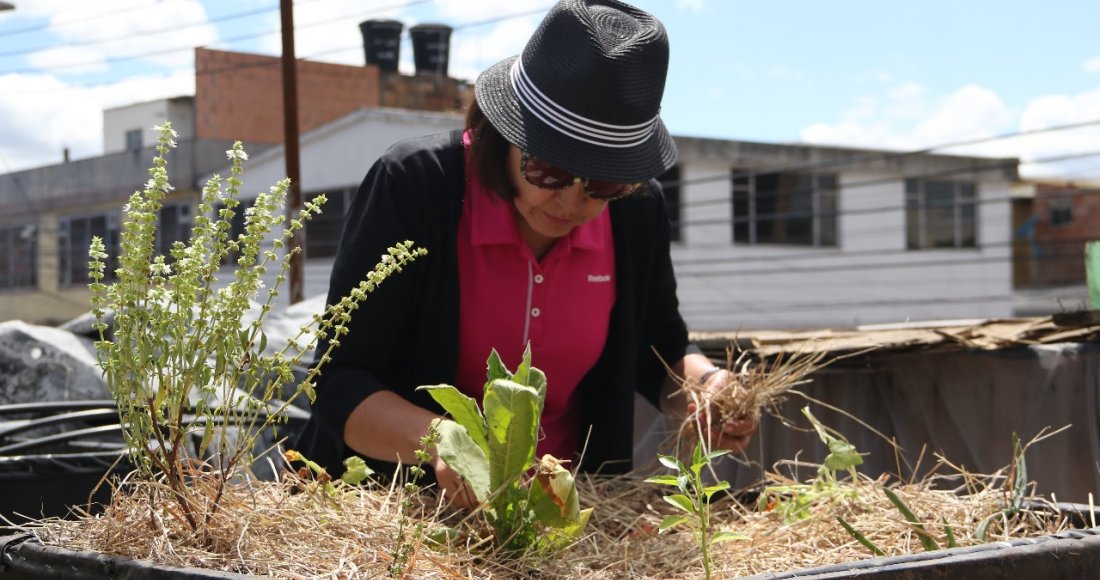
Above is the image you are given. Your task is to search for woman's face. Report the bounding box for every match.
[507,145,608,249]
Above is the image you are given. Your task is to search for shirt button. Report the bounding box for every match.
[530,307,541,317]
[534,274,544,284]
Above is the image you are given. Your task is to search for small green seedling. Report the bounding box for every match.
[285,450,373,497]
[646,442,748,580]
[760,407,864,523]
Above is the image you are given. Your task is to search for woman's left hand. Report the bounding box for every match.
[687,369,759,454]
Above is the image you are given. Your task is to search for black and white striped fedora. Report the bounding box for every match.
[474,0,677,183]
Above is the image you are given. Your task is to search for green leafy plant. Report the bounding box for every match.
[88,122,425,536]
[416,346,592,552]
[646,443,748,580]
[760,406,864,523]
[284,451,373,498]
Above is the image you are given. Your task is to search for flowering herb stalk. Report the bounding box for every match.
[88,123,425,534]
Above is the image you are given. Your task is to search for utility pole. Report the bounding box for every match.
[280,0,303,304]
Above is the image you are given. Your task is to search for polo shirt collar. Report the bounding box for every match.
[467,181,609,253]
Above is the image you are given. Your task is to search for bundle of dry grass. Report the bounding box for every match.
[672,343,835,453]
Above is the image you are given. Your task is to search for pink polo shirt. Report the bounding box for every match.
[454,135,616,462]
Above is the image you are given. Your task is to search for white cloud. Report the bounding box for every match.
[448,17,539,82]
[24,0,216,73]
[910,84,1014,149]
[801,81,1100,180]
[0,70,195,172]
[1014,87,1100,179]
[1084,56,1100,73]
[433,0,546,24]
[676,0,705,14]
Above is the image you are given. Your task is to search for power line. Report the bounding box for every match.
[0,1,152,38]
[0,0,436,76]
[0,3,286,59]
[0,0,544,94]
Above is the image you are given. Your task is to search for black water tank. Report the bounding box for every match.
[409,24,452,76]
[359,19,403,72]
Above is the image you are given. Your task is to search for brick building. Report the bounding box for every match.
[1013,181,1100,288]
[194,47,470,146]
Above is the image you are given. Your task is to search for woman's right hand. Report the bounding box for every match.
[432,453,479,509]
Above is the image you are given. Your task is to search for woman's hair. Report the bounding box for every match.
[465,98,517,201]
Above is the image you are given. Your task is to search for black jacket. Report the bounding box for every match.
[294,130,697,477]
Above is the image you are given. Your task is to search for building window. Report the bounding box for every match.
[657,166,681,242]
[59,213,119,287]
[158,202,192,257]
[214,198,255,263]
[304,189,351,259]
[731,169,837,246]
[0,224,37,291]
[906,179,977,249]
[1049,197,1073,227]
[125,129,143,152]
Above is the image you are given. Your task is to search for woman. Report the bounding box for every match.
[295,0,757,506]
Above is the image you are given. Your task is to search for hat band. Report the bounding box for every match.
[510,58,658,149]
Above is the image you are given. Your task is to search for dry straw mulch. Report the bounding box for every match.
[19,465,1086,579]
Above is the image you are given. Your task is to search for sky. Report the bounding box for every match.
[1,0,1098,180]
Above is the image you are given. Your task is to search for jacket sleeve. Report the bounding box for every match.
[633,181,700,409]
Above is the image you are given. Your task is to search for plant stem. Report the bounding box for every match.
[698,484,711,580]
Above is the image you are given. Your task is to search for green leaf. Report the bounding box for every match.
[530,458,583,527]
[942,516,958,548]
[703,480,730,500]
[486,349,511,383]
[837,517,885,556]
[512,343,533,386]
[975,513,995,542]
[691,442,704,468]
[417,384,489,455]
[425,526,467,548]
[704,449,731,463]
[884,488,940,552]
[527,367,547,417]
[823,439,863,472]
[709,531,749,544]
[658,455,684,472]
[432,419,491,502]
[1010,432,1027,514]
[663,493,696,514]
[198,420,213,457]
[340,456,373,485]
[258,330,267,354]
[644,474,681,486]
[482,379,540,495]
[657,514,691,532]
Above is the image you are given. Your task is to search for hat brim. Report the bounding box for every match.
[475,55,677,184]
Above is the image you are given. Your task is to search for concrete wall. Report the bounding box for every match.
[103,97,195,155]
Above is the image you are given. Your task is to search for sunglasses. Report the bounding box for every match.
[520,151,643,201]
